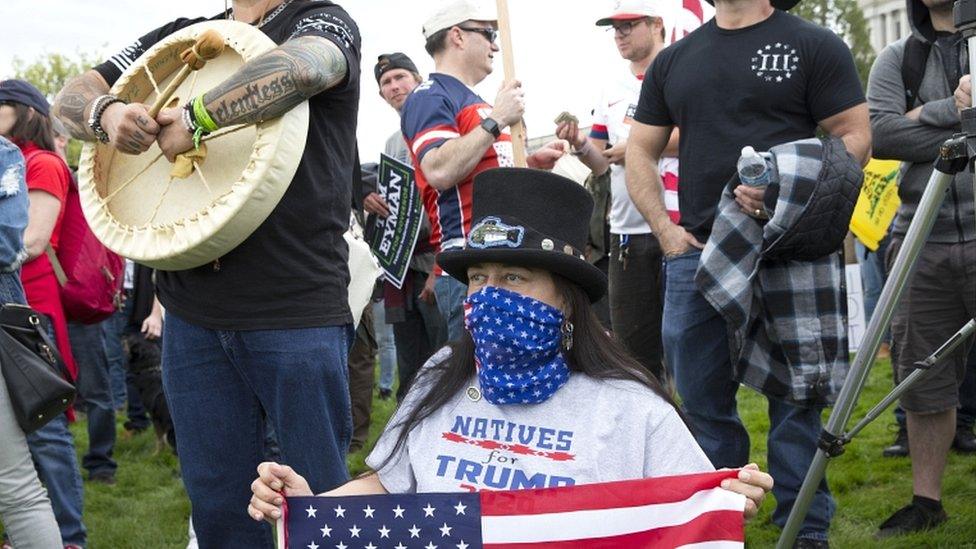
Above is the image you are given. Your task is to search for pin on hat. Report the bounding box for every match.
[438,168,608,302]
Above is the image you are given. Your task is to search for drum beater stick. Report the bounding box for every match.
[147,30,225,118]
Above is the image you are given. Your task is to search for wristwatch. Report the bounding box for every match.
[480,117,501,139]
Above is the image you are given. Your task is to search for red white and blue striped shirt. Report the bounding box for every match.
[401,73,514,273]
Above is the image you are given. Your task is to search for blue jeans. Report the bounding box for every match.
[855,238,889,332]
[27,403,87,546]
[102,299,130,409]
[0,271,25,304]
[162,313,353,548]
[101,295,150,429]
[372,300,396,391]
[68,321,117,477]
[392,269,446,401]
[434,274,467,342]
[662,250,834,540]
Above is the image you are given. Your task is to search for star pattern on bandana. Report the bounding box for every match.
[464,287,570,405]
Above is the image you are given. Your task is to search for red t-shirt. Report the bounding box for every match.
[19,142,69,249]
[16,141,78,383]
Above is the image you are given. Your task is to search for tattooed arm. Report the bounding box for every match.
[155,36,348,161]
[52,70,161,154]
[51,71,108,141]
[204,35,348,125]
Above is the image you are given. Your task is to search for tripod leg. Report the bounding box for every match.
[844,319,976,441]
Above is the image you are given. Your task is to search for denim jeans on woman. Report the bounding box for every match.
[0,272,62,548]
[662,250,834,541]
[162,313,353,548]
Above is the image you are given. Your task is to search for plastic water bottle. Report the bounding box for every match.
[737,146,771,187]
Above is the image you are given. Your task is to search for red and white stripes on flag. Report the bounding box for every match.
[477,470,745,548]
[281,470,745,549]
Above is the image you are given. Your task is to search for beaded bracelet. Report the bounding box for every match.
[88,94,125,143]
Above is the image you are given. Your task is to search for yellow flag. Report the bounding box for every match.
[850,159,902,251]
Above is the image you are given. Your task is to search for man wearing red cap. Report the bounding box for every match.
[625,0,871,545]
[555,0,706,380]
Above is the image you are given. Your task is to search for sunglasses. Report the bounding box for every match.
[458,26,498,43]
[607,18,651,37]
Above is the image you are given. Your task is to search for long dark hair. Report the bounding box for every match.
[376,274,685,468]
[3,103,55,152]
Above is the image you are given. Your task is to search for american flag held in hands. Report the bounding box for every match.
[277,470,746,548]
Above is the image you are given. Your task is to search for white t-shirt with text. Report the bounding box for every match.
[366,348,713,494]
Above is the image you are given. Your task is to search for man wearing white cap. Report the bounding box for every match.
[401,0,565,342]
[555,0,697,381]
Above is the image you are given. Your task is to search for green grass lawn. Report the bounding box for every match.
[9,358,975,548]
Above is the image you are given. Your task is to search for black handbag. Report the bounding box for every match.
[0,303,76,434]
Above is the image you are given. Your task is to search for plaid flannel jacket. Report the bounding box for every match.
[695,138,862,407]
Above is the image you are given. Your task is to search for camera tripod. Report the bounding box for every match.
[777,2,976,545]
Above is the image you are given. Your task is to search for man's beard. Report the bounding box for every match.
[626,43,654,63]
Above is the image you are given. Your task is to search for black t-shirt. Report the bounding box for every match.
[94,1,361,330]
[634,10,865,243]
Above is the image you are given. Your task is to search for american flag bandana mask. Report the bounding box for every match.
[464,287,570,405]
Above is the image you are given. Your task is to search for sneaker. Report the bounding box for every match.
[876,502,948,538]
[882,425,909,457]
[88,471,116,485]
[793,538,829,549]
[378,388,393,400]
[952,425,976,453]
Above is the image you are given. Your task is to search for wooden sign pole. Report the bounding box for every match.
[496,0,527,167]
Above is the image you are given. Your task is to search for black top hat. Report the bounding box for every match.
[437,168,608,302]
[702,0,800,9]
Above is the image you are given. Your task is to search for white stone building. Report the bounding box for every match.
[859,0,911,51]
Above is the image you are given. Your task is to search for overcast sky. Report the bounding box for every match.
[2,0,709,161]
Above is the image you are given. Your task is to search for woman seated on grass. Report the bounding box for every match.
[248,168,773,521]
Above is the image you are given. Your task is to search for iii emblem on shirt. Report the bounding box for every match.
[751,43,800,83]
